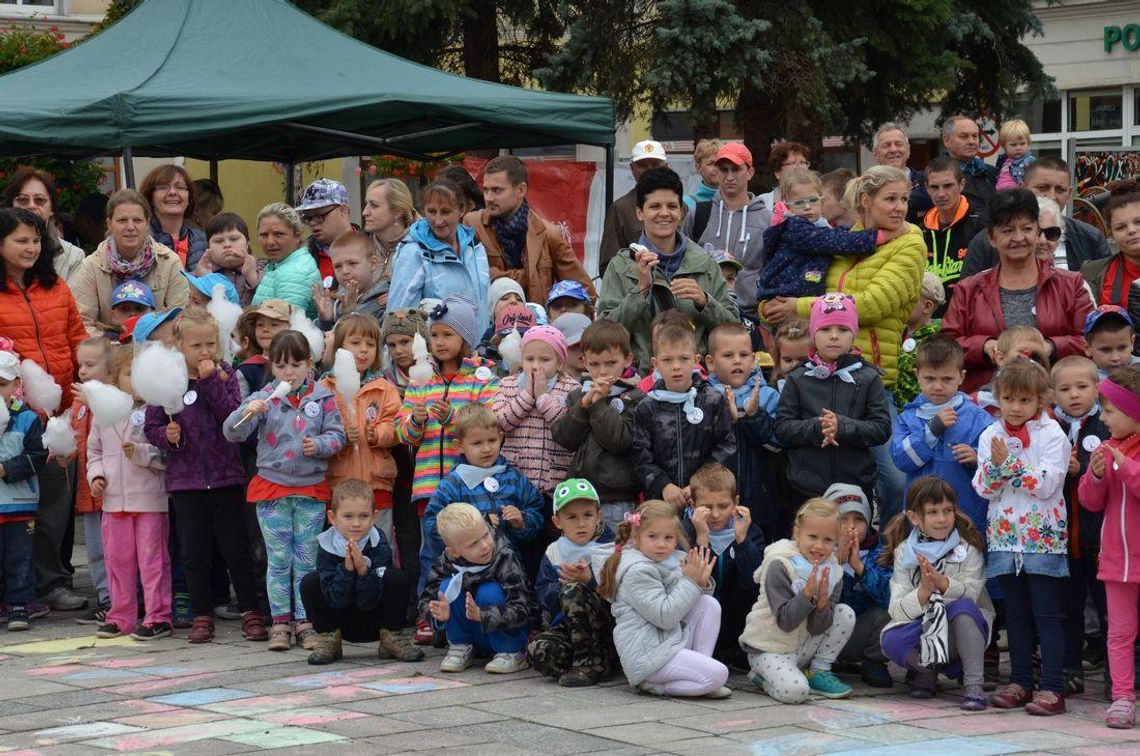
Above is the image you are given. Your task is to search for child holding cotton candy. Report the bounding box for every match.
[87,345,172,641]
[0,344,46,631]
[224,330,345,653]
[143,307,269,645]
[319,314,402,547]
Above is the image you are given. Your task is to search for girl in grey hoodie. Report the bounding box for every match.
[594,500,730,698]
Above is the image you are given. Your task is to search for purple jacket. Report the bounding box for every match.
[144,365,246,492]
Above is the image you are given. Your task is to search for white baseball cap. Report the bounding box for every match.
[631,140,666,163]
[0,351,20,382]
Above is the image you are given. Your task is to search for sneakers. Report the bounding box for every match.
[172,593,193,628]
[130,622,172,641]
[484,651,527,674]
[75,604,109,625]
[1025,690,1066,716]
[41,586,86,611]
[907,668,938,699]
[439,643,474,673]
[267,623,292,651]
[377,628,425,662]
[241,611,268,642]
[307,630,343,666]
[95,622,125,639]
[860,660,893,688]
[991,682,1032,709]
[703,686,733,699]
[295,621,319,650]
[7,605,30,631]
[214,599,242,620]
[805,669,852,699]
[413,619,434,645]
[1106,698,1136,729]
[960,690,989,711]
[1063,668,1085,696]
[559,667,599,688]
[187,615,215,644]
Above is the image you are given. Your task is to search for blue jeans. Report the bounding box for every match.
[873,391,906,525]
[441,578,527,655]
[1,519,36,606]
[999,571,1065,694]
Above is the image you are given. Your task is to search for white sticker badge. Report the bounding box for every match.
[130,409,145,427]
[686,407,704,425]
[483,477,500,493]
[1083,436,1102,453]
[1004,436,1023,456]
[610,397,625,414]
[322,275,334,289]
[303,402,320,418]
[902,337,917,353]
[182,390,198,406]
[474,366,492,382]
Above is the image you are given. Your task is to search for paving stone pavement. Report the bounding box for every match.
[0,607,1134,756]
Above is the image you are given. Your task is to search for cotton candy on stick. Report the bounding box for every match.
[207,284,243,364]
[289,309,326,364]
[332,348,360,421]
[0,399,8,436]
[19,359,61,414]
[132,343,189,416]
[499,329,522,373]
[84,380,134,429]
[233,379,290,429]
[408,333,434,385]
[43,410,77,459]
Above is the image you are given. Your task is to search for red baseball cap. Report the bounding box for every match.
[715,142,753,167]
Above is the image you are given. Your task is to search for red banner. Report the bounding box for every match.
[464,157,597,264]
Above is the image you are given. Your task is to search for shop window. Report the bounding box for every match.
[1069,90,1123,132]
[1013,95,1061,134]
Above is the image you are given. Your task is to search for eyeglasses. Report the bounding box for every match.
[14,194,50,208]
[155,183,189,194]
[1039,226,1062,242]
[782,159,810,169]
[786,196,822,210]
[301,206,337,225]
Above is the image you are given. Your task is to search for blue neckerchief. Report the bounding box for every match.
[442,562,491,603]
[658,553,681,571]
[788,554,844,594]
[647,386,701,424]
[580,380,626,398]
[897,527,961,570]
[453,463,507,490]
[707,367,765,409]
[556,536,598,566]
[960,157,990,178]
[518,371,558,397]
[916,393,965,420]
[976,388,998,410]
[842,550,871,577]
[317,527,381,568]
[1055,402,1101,446]
[707,525,737,556]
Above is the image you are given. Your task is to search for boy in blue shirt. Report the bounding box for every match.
[890,335,993,531]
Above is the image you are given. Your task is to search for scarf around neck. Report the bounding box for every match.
[492,199,530,270]
[580,379,626,398]
[556,536,598,567]
[1002,419,1031,453]
[107,237,156,281]
[707,525,737,556]
[453,462,508,490]
[707,368,765,409]
[788,554,844,595]
[960,157,990,178]
[647,385,703,424]
[804,350,862,384]
[1056,403,1100,445]
[519,370,558,397]
[442,562,492,603]
[897,527,961,570]
[916,393,965,420]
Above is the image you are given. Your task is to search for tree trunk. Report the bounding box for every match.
[691,90,719,141]
[737,80,775,193]
[462,0,501,82]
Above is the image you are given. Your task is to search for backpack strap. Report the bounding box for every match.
[692,201,713,242]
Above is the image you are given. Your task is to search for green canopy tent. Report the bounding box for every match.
[0,0,615,200]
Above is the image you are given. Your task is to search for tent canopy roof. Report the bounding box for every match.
[0,0,614,161]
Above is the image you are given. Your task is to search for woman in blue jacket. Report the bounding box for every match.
[388,179,491,329]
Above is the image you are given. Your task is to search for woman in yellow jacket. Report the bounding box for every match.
[763,165,926,523]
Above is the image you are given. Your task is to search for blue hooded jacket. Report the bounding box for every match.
[388,219,491,329]
[535,522,615,627]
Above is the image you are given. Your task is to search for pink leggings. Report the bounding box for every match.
[643,594,729,696]
[1105,581,1139,702]
[103,512,172,631]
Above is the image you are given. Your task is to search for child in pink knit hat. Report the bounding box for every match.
[774,292,893,503]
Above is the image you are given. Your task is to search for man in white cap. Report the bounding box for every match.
[599,140,669,276]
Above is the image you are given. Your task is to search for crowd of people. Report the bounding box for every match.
[2,116,1140,731]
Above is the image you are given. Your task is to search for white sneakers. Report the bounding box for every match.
[439,645,528,674]
[484,651,527,674]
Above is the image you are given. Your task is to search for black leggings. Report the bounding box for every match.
[171,487,261,617]
[299,569,410,643]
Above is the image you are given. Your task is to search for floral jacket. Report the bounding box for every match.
[972,414,1070,556]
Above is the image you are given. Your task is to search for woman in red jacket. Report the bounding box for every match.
[944,189,1093,393]
[0,207,88,612]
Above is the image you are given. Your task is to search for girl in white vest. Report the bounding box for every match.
[739,498,855,702]
[594,499,730,698]
[879,476,993,711]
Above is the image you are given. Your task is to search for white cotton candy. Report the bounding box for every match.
[499,329,523,373]
[289,309,326,364]
[43,411,77,458]
[268,380,291,401]
[0,399,9,436]
[408,333,434,385]
[84,380,134,429]
[207,284,243,364]
[132,343,189,415]
[19,359,61,414]
[332,349,360,419]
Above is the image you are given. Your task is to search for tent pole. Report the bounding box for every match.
[284,162,295,204]
[604,144,614,210]
[122,147,135,189]
[210,159,219,183]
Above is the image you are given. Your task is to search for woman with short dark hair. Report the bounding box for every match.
[944,189,1093,392]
